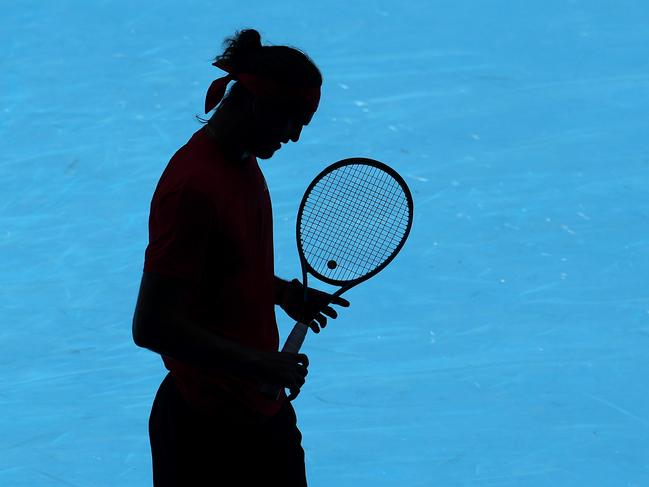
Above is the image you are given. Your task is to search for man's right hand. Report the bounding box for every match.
[252,351,309,400]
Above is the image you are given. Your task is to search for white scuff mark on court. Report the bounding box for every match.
[337,83,349,90]
[577,211,591,220]
[368,90,459,104]
[519,281,559,296]
[561,224,576,235]
[407,174,428,182]
[585,393,649,427]
[388,125,398,132]
[353,100,368,107]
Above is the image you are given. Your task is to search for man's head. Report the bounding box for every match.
[201,29,322,161]
[247,96,315,159]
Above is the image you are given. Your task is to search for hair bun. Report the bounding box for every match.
[238,29,262,52]
[214,29,263,73]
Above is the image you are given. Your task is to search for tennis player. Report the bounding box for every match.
[132,29,350,486]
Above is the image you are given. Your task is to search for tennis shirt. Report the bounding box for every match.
[143,125,287,418]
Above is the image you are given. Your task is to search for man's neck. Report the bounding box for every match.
[205,117,251,164]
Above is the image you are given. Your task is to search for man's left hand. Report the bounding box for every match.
[279,279,350,333]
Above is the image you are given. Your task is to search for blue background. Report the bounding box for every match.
[2,1,648,485]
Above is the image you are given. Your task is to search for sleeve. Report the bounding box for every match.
[143,184,215,285]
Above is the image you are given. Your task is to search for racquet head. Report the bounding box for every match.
[296,157,413,288]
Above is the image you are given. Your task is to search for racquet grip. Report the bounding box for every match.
[281,321,309,354]
[259,322,310,400]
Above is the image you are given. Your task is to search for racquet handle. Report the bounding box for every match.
[259,321,309,400]
[281,321,310,354]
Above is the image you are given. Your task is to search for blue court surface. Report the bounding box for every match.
[2,1,648,486]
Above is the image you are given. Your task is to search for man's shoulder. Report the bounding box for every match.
[163,138,228,193]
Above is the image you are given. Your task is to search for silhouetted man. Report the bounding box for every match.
[132,29,348,486]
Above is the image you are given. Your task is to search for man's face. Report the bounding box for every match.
[250,98,314,159]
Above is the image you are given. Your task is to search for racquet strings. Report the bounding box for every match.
[300,163,411,282]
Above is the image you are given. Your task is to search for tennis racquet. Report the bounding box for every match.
[260,157,414,401]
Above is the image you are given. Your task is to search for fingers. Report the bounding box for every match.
[309,317,324,333]
[291,373,306,390]
[315,299,349,320]
[290,368,306,401]
[294,360,308,379]
[321,306,337,319]
[333,296,350,307]
[300,291,351,334]
[307,307,342,333]
[286,354,309,400]
[296,353,309,368]
[289,366,306,400]
[306,287,350,308]
[314,294,349,307]
[312,301,349,326]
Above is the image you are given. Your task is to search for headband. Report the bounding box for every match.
[204,59,321,114]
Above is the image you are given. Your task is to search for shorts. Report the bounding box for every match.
[148,372,308,487]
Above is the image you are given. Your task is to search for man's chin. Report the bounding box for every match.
[254,142,281,159]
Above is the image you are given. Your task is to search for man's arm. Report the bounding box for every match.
[133,272,310,396]
[133,271,262,379]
